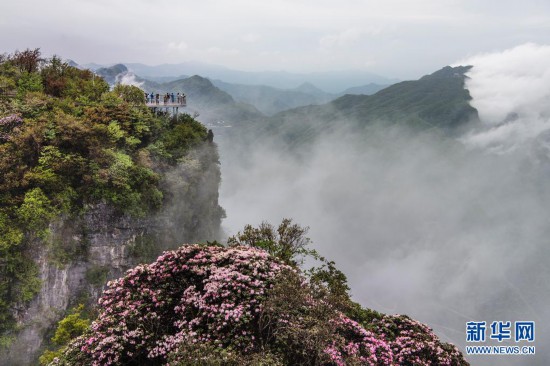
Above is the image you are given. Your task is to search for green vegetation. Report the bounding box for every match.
[228,219,381,325]
[51,220,468,365]
[39,304,91,365]
[0,48,209,340]
[253,65,478,147]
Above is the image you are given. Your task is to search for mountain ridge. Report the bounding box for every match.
[240,65,478,147]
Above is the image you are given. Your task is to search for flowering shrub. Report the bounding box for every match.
[372,315,467,366]
[52,245,468,365]
[53,245,290,365]
[323,314,393,365]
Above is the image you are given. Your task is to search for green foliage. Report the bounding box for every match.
[39,350,61,366]
[0,48,211,339]
[17,72,43,97]
[39,304,91,365]
[13,259,42,303]
[0,210,23,251]
[17,187,58,236]
[51,305,90,345]
[227,218,312,266]
[228,219,382,326]
[112,84,145,105]
[159,113,208,161]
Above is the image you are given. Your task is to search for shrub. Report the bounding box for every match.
[51,245,468,366]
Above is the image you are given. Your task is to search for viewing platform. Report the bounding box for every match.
[145,93,186,115]
[146,101,186,108]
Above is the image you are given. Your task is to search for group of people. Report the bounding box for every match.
[145,92,186,105]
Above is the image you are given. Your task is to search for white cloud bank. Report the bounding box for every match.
[458,43,550,153]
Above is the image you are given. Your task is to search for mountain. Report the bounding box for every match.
[124,61,397,92]
[0,50,224,364]
[211,79,335,116]
[339,83,389,96]
[292,82,331,97]
[80,62,105,71]
[145,75,264,126]
[92,64,264,126]
[246,66,478,146]
[82,62,397,115]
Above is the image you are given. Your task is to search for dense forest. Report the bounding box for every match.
[0,49,210,347]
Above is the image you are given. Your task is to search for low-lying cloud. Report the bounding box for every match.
[216,44,550,365]
[457,43,550,153]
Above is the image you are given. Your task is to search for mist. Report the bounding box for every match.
[215,44,550,365]
[458,43,550,154]
[116,70,144,88]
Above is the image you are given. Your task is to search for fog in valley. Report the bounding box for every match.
[217,44,550,366]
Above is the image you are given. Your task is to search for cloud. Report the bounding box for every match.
[241,33,261,43]
[206,47,240,56]
[217,123,550,365]
[168,41,189,52]
[116,72,143,88]
[319,27,380,50]
[457,43,550,152]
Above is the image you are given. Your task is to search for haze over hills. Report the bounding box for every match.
[340,83,389,96]
[206,80,389,116]
[92,61,394,117]
[94,64,263,126]
[88,61,398,93]
[210,79,334,116]
[240,65,478,147]
[94,62,475,141]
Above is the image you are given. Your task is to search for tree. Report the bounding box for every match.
[12,48,43,73]
[227,218,312,266]
[113,84,146,105]
[41,55,68,97]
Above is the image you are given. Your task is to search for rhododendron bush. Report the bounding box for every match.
[51,244,468,365]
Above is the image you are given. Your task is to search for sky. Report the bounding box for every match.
[1,0,550,79]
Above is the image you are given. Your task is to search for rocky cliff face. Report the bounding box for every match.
[0,142,224,366]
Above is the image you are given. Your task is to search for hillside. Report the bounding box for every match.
[0,49,224,365]
[211,79,335,116]
[46,222,468,366]
[248,65,478,146]
[95,63,264,126]
[339,83,389,96]
[0,51,470,365]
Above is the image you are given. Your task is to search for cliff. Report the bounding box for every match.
[1,142,223,366]
[0,50,224,365]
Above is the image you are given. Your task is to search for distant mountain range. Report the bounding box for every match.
[242,65,478,147]
[93,62,476,144]
[93,63,389,121]
[210,80,333,116]
[94,64,262,125]
[84,60,397,94]
[210,80,389,116]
